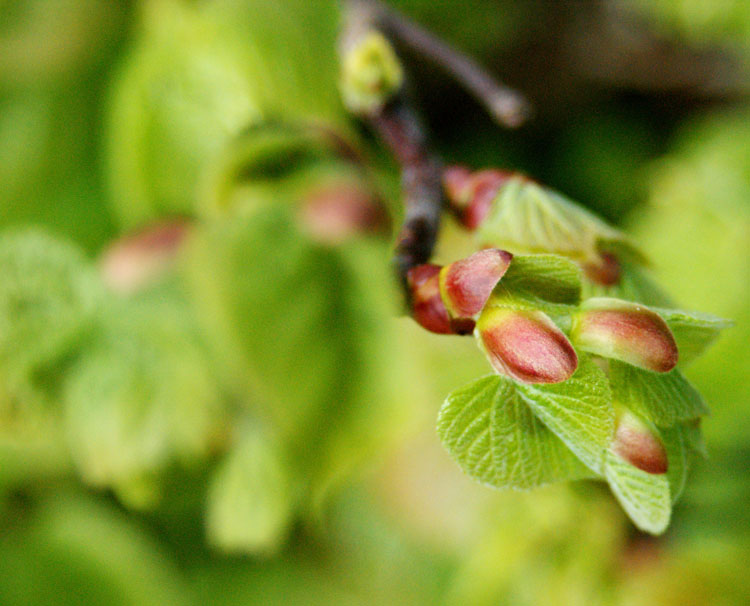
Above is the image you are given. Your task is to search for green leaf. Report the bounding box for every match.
[438,375,596,490]
[62,296,225,499]
[0,229,102,387]
[184,207,393,453]
[653,307,732,366]
[660,422,698,504]
[516,355,615,473]
[477,177,629,264]
[604,449,671,534]
[489,254,581,313]
[582,259,675,308]
[610,361,709,426]
[206,425,294,554]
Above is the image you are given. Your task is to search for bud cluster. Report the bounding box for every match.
[442,165,634,287]
[408,252,680,386]
[407,248,511,336]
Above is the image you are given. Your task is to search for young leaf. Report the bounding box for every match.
[660,423,692,504]
[438,375,596,490]
[206,425,294,555]
[516,355,615,473]
[476,177,630,264]
[652,308,732,366]
[489,254,582,313]
[609,361,709,426]
[604,449,671,534]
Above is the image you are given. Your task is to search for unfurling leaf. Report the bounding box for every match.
[653,307,732,366]
[437,375,596,490]
[515,355,614,473]
[475,176,633,265]
[489,253,582,312]
[609,361,709,426]
[604,449,671,535]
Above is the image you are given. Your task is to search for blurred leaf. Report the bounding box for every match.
[185,207,392,453]
[516,355,614,473]
[0,229,102,403]
[438,375,595,490]
[206,425,294,554]
[604,448,671,534]
[653,307,733,366]
[0,492,189,606]
[610,361,709,426]
[62,295,225,504]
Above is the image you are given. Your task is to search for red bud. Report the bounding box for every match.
[439,249,512,320]
[477,308,578,384]
[100,220,189,294]
[406,264,453,334]
[612,409,668,474]
[572,298,678,373]
[443,167,517,230]
[582,252,621,286]
[300,184,388,244]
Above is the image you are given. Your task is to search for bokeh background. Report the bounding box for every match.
[0,1,748,604]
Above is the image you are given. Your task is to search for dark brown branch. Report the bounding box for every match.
[369,97,444,289]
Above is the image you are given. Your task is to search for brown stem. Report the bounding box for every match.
[369,97,444,288]
[354,0,531,127]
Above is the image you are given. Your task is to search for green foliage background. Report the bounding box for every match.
[0,1,748,604]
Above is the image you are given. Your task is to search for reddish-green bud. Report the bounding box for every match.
[443,166,517,230]
[100,220,189,294]
[612,408,668,474]
[477,308,578,384]
[439,248,512,320]
[582,252,621,286]
[300,183,388,244]
[572,298,678,373]
[407,264,453,335]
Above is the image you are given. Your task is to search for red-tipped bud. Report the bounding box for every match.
[572,298,678,373]
[477,308,578,384]
[439,249,512,320]
[443,167,516,230]
[583,252,621,286]
[612,409,668,474]
[300,184,388,244]
[100,220,189,294]
[407,264,453,334]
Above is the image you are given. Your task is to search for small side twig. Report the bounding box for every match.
[361,0,531,128]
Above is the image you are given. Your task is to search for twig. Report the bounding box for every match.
[357,0,531,128]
